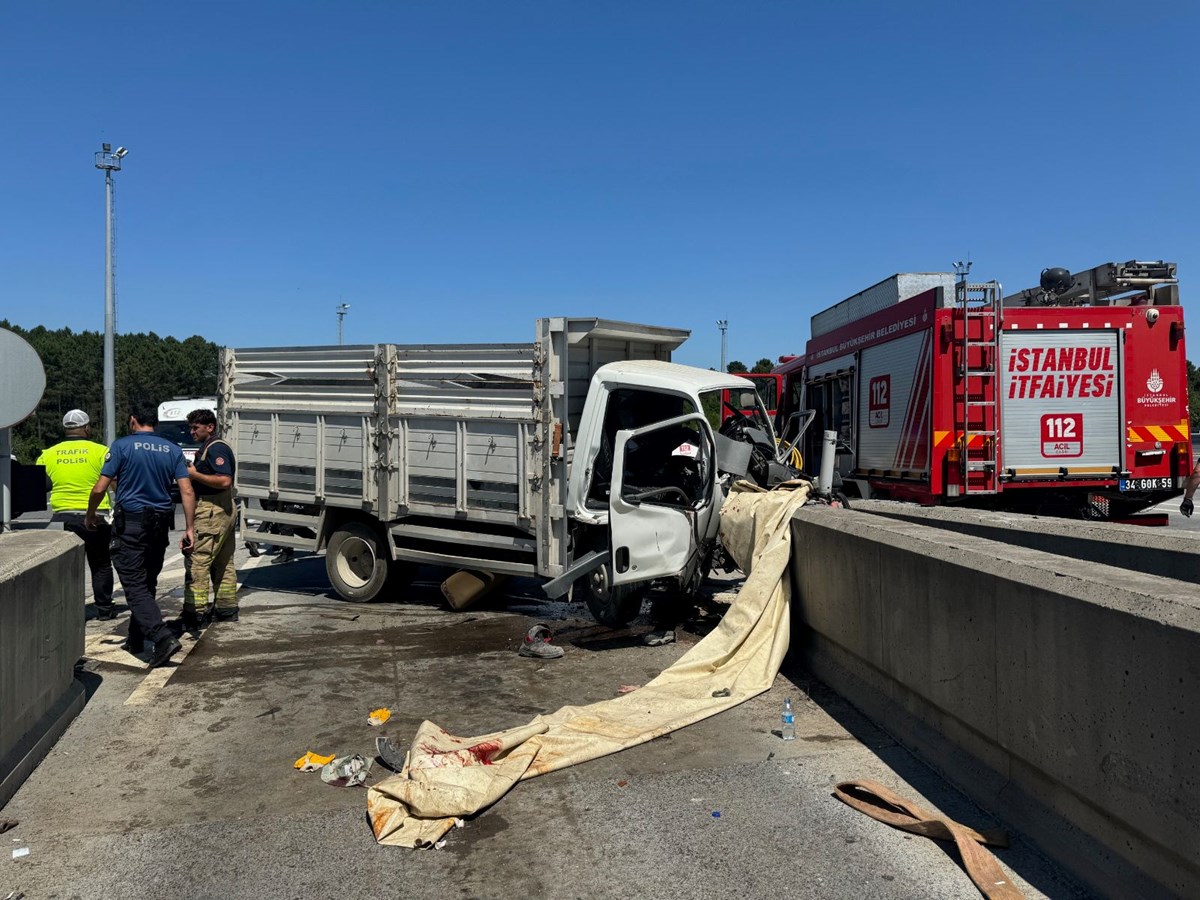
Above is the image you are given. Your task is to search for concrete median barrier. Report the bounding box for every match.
[0,531,86,807]
[789,505,1200,899]
[850,498,1200,585]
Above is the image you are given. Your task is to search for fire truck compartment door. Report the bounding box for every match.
[999,330,1121,473]
[608,414,715,586]
[857,330,931,472]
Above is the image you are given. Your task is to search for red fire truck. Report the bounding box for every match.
[773,261,1192,520]
[721,371,783,424]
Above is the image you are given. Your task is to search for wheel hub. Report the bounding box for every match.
[336,536,377,588]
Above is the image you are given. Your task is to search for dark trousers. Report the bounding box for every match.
[53,512,115,608]
[110,508,172,645]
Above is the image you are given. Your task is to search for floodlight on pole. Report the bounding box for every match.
[716,319,729,373]
[336,302,351,345]
[95,142,126,445]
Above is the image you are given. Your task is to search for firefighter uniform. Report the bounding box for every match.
[36,410,115,616]
[184,436,238,620]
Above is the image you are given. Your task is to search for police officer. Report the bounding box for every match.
[36,409,116,619]
[181,408,238,628]
[85,405,196,668]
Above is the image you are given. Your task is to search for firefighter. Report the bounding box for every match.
[36,409,116,619]
[180,408,239,628]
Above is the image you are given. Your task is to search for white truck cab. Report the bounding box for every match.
[564,360,782,624]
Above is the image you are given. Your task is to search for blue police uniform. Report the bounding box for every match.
[101,433,189,649]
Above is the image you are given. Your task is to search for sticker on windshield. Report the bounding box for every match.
[671,442,699,458]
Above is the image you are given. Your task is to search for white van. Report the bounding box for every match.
[156,397,218,465]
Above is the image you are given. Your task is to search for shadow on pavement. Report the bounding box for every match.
[785,652,1091,899]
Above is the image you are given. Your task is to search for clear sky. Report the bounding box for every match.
[2,1,1196,370]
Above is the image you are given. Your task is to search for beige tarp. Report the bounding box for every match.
[367,480,811,847]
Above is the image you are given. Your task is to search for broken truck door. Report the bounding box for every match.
[608,410,717,587]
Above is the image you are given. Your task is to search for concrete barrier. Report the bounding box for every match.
[789,505,1200,899]
[851,498,1200,585]
[0,531,86,807]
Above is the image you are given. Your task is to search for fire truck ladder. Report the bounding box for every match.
[956,280,1002,494]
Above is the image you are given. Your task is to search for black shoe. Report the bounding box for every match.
[94,606,119,620]
[180,606,211,631]
[148,634,182,668]
[213,607,240,623]
[121,636,145,654]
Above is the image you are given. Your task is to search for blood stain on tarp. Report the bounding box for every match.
[467,740,502,764]
[415,738,503,767]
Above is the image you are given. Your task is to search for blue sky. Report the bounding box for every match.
[2,1,1196,370]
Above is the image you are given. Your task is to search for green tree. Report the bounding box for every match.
[0,320,218,463]
[726,360,748,374]
[751,357,774,373]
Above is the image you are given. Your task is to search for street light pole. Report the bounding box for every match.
[336,303,350,345]
[95,143,128,445]
[716,319,728,373]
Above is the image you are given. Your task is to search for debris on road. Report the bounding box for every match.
[615,684,639,695]
[376,737,406,773]
[519,624,564,659]
[711,688,731,698]
[293,751,336,772]
[321,754,373,787]
[11,847,29,859]
[441,570,509,611]
[642,629,675,647]
[834,779,1021,900]
[368,708,392,726]
[0,820,16,835]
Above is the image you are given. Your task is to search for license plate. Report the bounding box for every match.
[1119,477,1172,491]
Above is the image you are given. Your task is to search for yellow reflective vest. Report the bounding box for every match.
[36,438,111,512]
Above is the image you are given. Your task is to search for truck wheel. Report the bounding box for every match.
[585,563,647,627]
[326,522,389,602]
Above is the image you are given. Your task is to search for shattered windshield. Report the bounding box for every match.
[702,387,775,442]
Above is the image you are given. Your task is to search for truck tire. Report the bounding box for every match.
[326,522,390,602]
[585,563,647,627]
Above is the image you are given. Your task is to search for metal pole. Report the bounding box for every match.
[817,429,838,495]
[717,319,728,372]
[0,426,11,531]
[103,168,116,445]
[336,303,350,345]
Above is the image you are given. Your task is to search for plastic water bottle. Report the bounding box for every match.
[781,697,796,741]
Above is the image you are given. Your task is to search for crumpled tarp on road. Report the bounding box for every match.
[366,479,812,847]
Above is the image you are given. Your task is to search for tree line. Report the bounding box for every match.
[2,320,218,462]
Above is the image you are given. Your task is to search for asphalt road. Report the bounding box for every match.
[1,529,1094,899]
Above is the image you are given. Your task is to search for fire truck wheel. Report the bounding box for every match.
[585,563,647,627]
[326,522,389,602]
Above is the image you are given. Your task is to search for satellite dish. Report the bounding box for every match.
[0,329,46,428]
